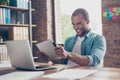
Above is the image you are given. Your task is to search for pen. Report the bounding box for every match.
[56,66,66,72]
[58,67,65,71]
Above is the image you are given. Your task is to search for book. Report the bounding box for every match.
[0,8,10,24]
[5,8,10,24]
[9,0,20,8]
[0,8,3,24]
[0,44,9,62]
[2,8,5,24]
[10,0,28,9]
[8,27,28,40]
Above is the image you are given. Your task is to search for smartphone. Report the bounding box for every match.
[52,42,56,47]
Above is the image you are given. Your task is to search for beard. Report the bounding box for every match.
[76,27,90,37]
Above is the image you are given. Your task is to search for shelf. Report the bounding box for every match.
[0,40,37,45]
[0,5,35,11]
[0,42,5,44]
[0,24,36,27]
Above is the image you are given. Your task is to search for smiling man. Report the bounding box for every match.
[55,8,106,66]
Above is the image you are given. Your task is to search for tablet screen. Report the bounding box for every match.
[36,40,57,58]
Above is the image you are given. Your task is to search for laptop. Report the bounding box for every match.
[5,40,55,71]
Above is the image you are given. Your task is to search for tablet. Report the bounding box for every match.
[36,40,57,58]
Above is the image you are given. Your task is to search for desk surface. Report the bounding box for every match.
[0,64,120,80]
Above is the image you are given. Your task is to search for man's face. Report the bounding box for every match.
[71,14,89,37]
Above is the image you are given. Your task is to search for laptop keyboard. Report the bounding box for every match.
[35,64,66,71]
[35,65,56,71]
[35,65,49,68]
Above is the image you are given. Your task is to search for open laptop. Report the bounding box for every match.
[5,40,55,71]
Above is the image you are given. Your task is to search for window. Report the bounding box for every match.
[54,0,102,44]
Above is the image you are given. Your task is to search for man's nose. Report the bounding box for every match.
[74,25,79,29]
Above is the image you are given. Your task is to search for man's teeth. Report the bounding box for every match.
[77,30,80,32]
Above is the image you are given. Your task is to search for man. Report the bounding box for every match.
[55,8,106,66]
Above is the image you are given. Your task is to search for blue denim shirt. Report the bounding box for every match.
[63,31,106,66]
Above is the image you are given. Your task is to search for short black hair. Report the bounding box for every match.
[72,8,89,20]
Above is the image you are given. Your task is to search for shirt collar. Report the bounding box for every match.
[84,31,92,38]
[75,30,92,41]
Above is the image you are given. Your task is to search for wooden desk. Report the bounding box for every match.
[32,66,120,80]
[0,65,120,80]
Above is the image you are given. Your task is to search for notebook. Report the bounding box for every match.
[36,40,57,59]
[5,40,55,71]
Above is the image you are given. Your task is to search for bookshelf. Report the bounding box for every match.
[0,0,36,62]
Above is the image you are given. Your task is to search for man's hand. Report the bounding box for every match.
[55,46,68,58]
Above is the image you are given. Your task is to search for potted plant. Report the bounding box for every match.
[0,0,9,6]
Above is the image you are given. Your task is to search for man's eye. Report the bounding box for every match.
[77,23,81,25]
[72,22,81,26]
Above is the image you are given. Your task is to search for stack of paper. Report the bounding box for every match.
[0,71,44,80]
[43,69,98,79]
[0,61,11,68]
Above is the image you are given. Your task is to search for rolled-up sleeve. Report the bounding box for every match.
[87,55,93,66]
[89,36,106,66]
